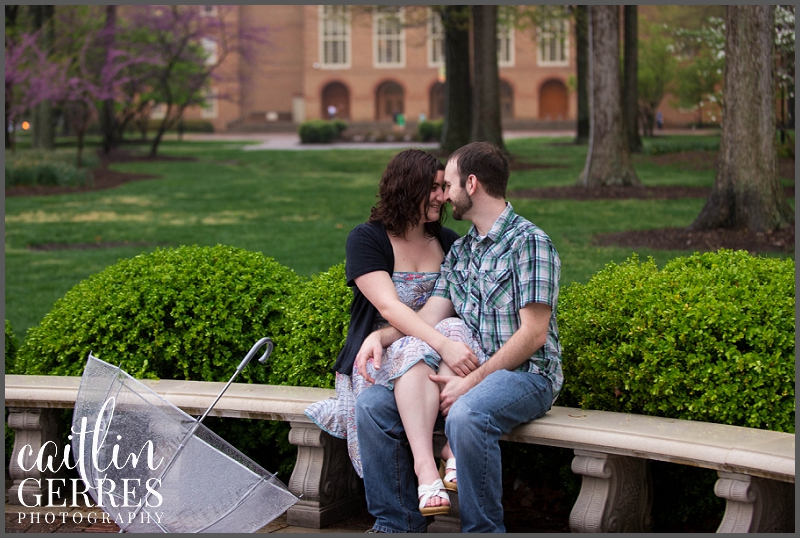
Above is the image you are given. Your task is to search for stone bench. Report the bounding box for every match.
[5,374,795,532]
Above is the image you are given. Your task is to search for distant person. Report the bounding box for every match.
[328,105,337,120]
[656,111,664,130]
[419,111,427,123]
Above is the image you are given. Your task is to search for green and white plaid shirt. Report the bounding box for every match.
[432,203,563,401]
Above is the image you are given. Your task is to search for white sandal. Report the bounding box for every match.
[439,457,457,492]
[417,478,450,516]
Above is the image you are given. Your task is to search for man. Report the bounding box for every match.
[355,142,562,533]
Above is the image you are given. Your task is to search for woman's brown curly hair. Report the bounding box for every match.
[369,149,446,238]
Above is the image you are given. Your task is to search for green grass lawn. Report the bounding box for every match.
[4,134,793,340]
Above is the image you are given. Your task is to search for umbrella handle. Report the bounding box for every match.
[236,337,274,373]
[197,338,275,425]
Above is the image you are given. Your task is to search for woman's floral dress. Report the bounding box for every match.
[304,271,487,477]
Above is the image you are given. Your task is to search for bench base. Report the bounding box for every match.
[286,421,365,528]
[715,471,795,533]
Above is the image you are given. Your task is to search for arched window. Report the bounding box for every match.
[429,82,445,120]
[321,82,350,120]
[375,81,404,121]
[539,79,568,120]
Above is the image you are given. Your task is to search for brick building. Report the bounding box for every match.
[178,5,705,133]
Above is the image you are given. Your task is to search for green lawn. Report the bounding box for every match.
[4,135,793,340]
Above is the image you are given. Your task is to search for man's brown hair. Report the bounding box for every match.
[448,142,510,199]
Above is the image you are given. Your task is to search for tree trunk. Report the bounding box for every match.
[691,6,793,232]
[623,6,642,153]
[101,5,118,154]
[150,117,169,157]
[440,5,472,154]
[470,5,503,149]
[31,5,55,151]
[574,5,590,145]
[76,130,85,168]
[579,5,640,186]
[5,6,19,149]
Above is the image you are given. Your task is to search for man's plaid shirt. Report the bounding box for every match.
[432,203,563,401]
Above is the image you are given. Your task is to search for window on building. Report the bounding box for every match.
[427,8,444,68]
[201,38,217,66]
[319,5,351,68]
[497,25,514,67]
[538,17,569,66]
[200,6,217,18]
[374,6,404,67]
[201,88,218,119]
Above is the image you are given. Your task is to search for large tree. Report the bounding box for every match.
[623,6,642,152]
[470,5,503,149]
[579,5,639,187]
[573,5,589,144]
[690,6,793,232]
[439,5,471,154]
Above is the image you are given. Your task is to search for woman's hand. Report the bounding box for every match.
[439,339,480,377]
[355,331,384,384]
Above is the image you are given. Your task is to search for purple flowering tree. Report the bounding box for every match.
[125,5,269,156]
[4,31,62,151]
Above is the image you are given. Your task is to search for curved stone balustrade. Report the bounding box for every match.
[5,375,794,532]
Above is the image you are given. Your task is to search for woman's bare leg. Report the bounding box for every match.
[436,362,457,485]
[394,361,448,509]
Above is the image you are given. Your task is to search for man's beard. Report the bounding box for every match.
[451,190,473,220]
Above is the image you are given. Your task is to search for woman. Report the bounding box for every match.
[305,149,486,516]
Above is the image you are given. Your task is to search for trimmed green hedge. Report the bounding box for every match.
[12,247,794,511]
[5,150,97,187]
[6,319,18,373]
[270,262,350,387]
[15,245,301,382]
[417,119,443,142]
[558,250,795,433]
[298,119,345,144]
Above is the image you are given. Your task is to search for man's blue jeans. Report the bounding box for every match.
[356,369,552,533]
[446,369,552,532]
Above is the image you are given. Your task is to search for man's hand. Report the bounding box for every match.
[439,339,479,377]
[355,332,384,384]
[429,373,476,416]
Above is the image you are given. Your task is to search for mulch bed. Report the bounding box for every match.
[593,225,795,254]
[510,184,795,202]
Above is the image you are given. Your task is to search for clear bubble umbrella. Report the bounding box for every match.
[71,338,298,533]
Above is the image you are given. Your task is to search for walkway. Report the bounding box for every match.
[181,127,719,151]
[182,130,578,151]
